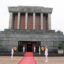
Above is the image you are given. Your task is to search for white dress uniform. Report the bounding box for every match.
[39,46,41,55]
[23,46,25,53]
[11,48,14,58]
[34,46,36,53]
[45,47,48,62]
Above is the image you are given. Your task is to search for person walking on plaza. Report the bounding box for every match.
[11,47,14,58]
[45,45,48,62]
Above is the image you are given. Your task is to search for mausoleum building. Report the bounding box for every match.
[0,6,64,55]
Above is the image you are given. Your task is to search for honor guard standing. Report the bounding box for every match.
[23,46,25,53]
[11,48,14,58]
[34,46,36,53]
[39,46,41,55]
[45,45,48,62]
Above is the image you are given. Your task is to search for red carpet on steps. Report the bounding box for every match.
[18,52,37,64]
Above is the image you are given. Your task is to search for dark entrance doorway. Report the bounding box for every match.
[27,43,32,52]
[18,41,41,52]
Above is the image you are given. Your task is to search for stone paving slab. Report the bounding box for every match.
[0,56,64,64]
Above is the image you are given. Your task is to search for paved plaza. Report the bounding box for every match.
[0,56,64,64]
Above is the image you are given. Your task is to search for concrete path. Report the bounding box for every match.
[0,56,64,64]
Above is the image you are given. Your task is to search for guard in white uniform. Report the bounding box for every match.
[11,48,14,58]
[23,46,25,53]
[34,46,36,53]
[39,46,41,55]
[45,46,48,62]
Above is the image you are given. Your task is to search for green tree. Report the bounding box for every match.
[58,42,63,49]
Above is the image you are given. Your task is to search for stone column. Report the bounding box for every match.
[25,12,28,29]
[41,13,43,30]
[33,12,36,29]
[9,12,13,29]
[48,14,51,30]
[17,12,20,29]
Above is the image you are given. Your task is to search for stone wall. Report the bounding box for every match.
[0,29,64,53]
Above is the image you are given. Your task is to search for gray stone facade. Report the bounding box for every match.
[8,6,52,13]
[0,29,64,53]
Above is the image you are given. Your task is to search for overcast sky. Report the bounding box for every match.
[0,0,64,33]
